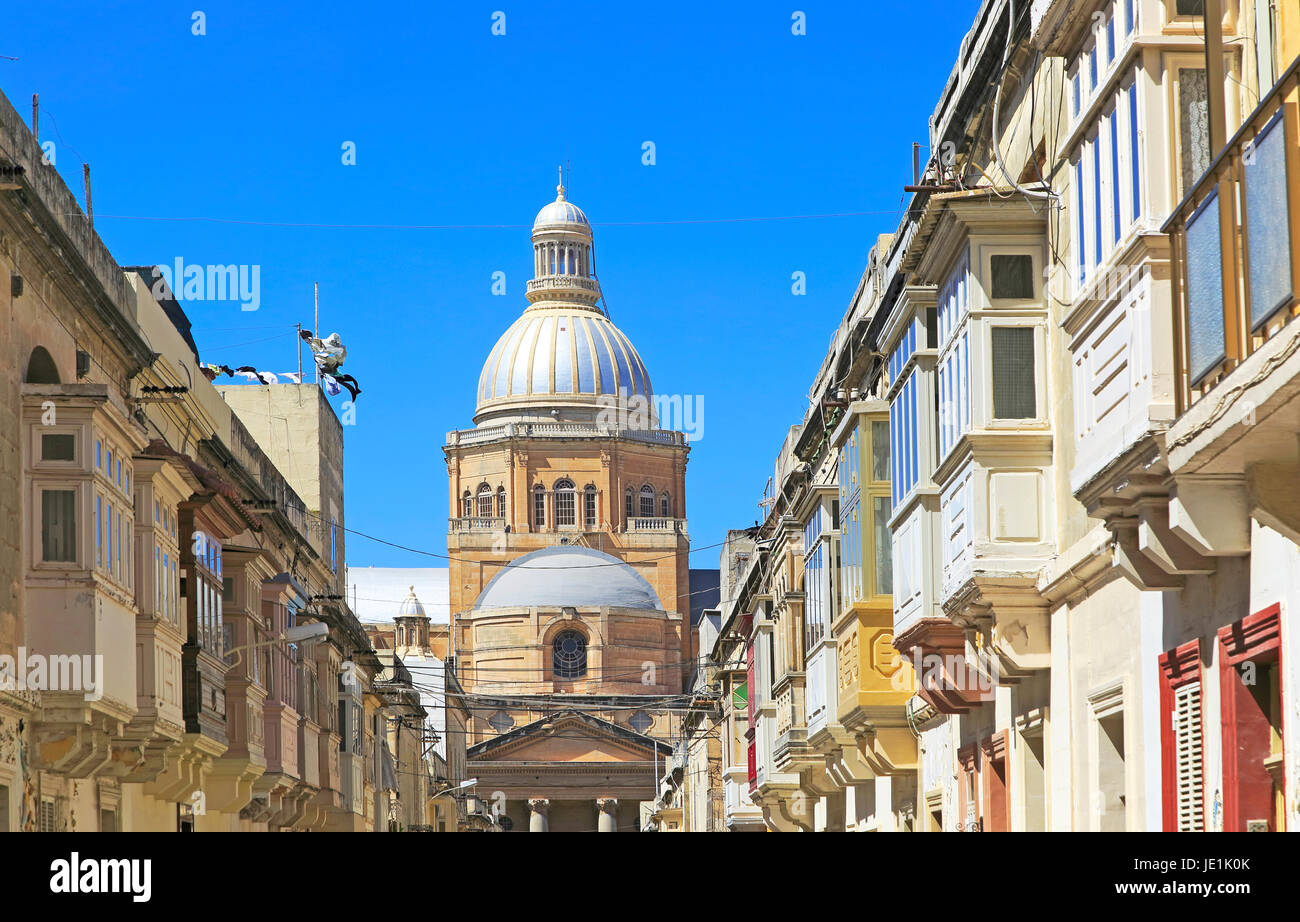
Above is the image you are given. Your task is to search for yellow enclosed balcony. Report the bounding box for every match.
[1167,57,1300,544]
[1171,57,1300,414]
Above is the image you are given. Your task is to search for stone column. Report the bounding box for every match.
[528,798,550,832]
[597,797,618,832]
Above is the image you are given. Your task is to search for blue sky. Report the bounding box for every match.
[3,1,975,574]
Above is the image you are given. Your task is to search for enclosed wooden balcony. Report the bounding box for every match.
[1171,57,1300,414]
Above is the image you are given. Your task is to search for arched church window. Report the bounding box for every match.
[533,485,546,528]
[476,483,493,518]
[628,711,653,734]
[496,487,507,518]
[584,485,598,529]
[554,479,576,526]
[660,492,670,518]
[639,484,655,518]
[462,491,473,518]
[625,488,634,521]
[553,630,587,679]
[488,711,514,734]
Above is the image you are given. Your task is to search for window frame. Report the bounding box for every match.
[553,478,577,527]
[552,629,588,680]
[984,320,1046,428]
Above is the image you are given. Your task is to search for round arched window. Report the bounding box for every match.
[554,479,576,526]
[553,630,587,679]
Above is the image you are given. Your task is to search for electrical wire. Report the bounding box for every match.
[302,506,730,569]
[69,208,904,232]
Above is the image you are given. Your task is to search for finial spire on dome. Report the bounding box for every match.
[556,164,566,201]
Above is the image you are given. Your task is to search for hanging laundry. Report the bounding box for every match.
[335,373,362,401]
[201,363,235,381]
[235,366,278,385]
[299,329,347,376]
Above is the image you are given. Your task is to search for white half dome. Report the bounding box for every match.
[474,545,663,611]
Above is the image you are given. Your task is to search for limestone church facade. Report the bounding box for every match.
[443,179,690,831]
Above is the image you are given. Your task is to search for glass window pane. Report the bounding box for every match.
[1185,192,1226,383]
[873,496,893,596]
[990,254,1034,299]
[41,434,75,461]
[870,420,890,482]
[555,488,575,526]
[991,327,1037,419]
[1179,69,1210,199]
[42,490,77,562]
[1245,117,1294,327]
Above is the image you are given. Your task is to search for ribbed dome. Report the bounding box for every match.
[534,198,589,230]
[397,586,426,617]
[474,546,663,611]
[476,308,653,409]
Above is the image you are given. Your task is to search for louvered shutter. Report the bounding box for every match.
[1173,681,1204,831]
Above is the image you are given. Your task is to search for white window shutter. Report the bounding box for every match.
[1173,681,1204,832]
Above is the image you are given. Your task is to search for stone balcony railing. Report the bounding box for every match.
[447,423,686,448]
[449,517,506,533]
[626,517,686,534]
[526,275,601,296]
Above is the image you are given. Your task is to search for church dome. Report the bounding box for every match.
[474,176,657,425]
[473,545,664,611]
[397,586,426,617]
[534,197,589,230]
[476,309,653,409]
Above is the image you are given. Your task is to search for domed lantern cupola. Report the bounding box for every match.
[527,168,602,308]
[474,171,657,427]
[395,585,431,653]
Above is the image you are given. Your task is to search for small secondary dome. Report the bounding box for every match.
[473,545,664,611]
[533,181,589,231]
[397,586,427,617]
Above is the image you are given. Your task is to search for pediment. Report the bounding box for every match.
[468,710,669,764]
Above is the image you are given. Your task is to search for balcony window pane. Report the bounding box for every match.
[990,254,1034,299]
[870,420,890,482]
[1128,82,1142,221]
[1109,109,1123,245]
[1179,69,1210,199]
[991,327,1037,419]
[1186,192,1226,383]
[873,496,893,596]
[42,489,77,562]
[41,434,75,462]
[1245,116,1294,327]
